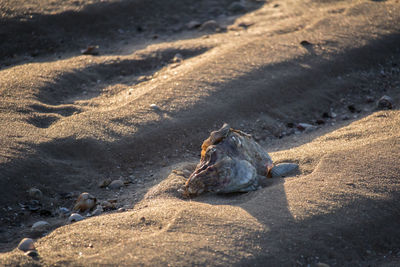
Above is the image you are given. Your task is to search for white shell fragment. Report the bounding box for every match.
[90,205,103,216]
[150,104,160,111]
[59,207,70,215]
[186,20,201,29]
[68,213,84,223]
[109,179,124,190]
[297,123,317,133]
[31,221,50,231]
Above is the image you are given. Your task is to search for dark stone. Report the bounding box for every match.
[300,40,312,46]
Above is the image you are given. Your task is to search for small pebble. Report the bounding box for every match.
[28,188,42,200]
[90,205,103,216]
[137,75,149,82]
[109,179,124,190]
[117,207,126,212]
[186,20,201,29]
[31,221,50,231]
[228,2,246,13]
[237,21,254,29]
[199,20,220,32]
[172,53,183,63]
[18,238,35,252]
[68,213,84,223]
[150,104,160,111]
[73,192,96,212]
[59,207,70,215]
[58,207,71,218]
[300,40,312,46]
[297,123,316,132]
[377,95,394,110]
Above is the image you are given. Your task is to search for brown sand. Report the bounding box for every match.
[1,0,400,265]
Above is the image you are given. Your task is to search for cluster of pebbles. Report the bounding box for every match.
[78,1,258,58]
[15,178,131,259]
[182,1,257,33]
[250,94,395,141]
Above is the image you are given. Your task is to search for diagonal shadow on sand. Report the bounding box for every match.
[33,46,211,105]
[0,0,263,68]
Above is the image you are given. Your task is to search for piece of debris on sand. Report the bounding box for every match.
[73,192,96,212]
[182,123,298,196]
[377,95,394,110]
[68,213,84,223]
[17,238,35,252]
[81,45,99,55]
[108,179,124,190]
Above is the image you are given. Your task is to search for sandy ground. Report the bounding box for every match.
[1,0,400,265]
